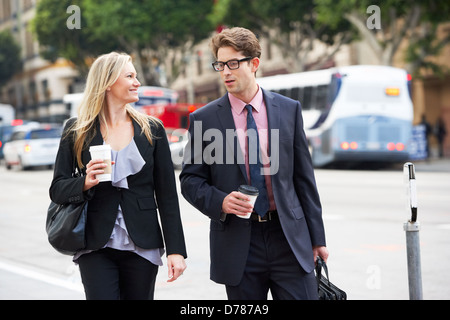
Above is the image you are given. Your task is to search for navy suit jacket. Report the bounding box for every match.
[50,118,187,258]
[180,89,325,286]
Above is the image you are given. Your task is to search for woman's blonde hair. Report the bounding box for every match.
[69,52,161,168]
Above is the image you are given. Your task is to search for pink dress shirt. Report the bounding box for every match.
[228,87,276,211]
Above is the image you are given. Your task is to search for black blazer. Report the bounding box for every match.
[50,118,187,258]
[180,89,325,285]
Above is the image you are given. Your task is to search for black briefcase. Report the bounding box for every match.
[315,257,347,300]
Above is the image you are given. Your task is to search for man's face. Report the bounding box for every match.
[216,46,259,100]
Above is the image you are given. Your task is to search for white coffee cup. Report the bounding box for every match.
[89,144,112,182]
[237,185,259,219]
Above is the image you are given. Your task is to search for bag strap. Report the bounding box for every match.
[315,256,331,285]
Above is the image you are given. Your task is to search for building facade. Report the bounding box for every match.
[0,1,448,156]
[0,0,78,123]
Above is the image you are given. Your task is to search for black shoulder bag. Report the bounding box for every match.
[46,163,87,256]
[315,257,347,300]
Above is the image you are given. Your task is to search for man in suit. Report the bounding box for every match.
[180,27,328,300]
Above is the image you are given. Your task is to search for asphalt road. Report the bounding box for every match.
[0,159,449,300]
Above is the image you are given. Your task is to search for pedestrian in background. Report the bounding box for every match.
[435,117,447,158]
[420,114,432,159]
[180,27,328,300]
[50,52,187,300]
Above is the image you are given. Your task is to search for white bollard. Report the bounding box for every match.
[403,162,423,300]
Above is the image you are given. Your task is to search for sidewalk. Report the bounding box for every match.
[412,157,450,172]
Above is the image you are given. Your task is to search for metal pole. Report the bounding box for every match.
[403,162,423,300]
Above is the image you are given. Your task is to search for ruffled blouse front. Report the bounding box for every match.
[74,138,164,265]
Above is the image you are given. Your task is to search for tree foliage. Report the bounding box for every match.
[209,0,356,72]
[315,0,450,76]
[29,0,450,84]
[32,0,215,85]
[31,0,119,76]
[0,31,22,88]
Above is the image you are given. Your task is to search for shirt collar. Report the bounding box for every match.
[229,85,264,115]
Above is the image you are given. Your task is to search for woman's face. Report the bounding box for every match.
[107,61,141,105]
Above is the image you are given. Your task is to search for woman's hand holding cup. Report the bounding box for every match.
[83,159,108,191]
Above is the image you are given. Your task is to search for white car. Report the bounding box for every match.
[167,128,188,169]
[3,124,62,170]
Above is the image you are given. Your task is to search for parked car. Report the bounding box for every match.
[3,124,62,170]
[0,124,15,160]
[0,120,38,159]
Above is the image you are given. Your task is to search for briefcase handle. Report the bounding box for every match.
[315,256,331,285]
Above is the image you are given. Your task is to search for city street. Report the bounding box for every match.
[0,160,449,300]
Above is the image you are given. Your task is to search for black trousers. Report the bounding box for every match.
[226,217,318,300]
[78,248,159,300]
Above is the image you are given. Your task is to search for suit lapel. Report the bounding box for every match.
[216,95,248,184]
[262,89,280,182]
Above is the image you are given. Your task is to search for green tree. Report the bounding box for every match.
[32,0,214,86]
[81,0,214,85]
[0,31,22,88]
[209,0,356,72]
[31,0,119,76]
[315,0,450,76]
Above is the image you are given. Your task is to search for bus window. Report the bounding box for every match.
[310,87,318,110]
[291,87,300,102]
[303,87,312,110]
[316,85,329,111]
[279,88,290,98]
[298,87,304,104]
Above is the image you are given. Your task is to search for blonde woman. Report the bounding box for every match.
[50,52,187,300]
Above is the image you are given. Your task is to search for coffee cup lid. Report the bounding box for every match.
[89,144,111,151]
[238,185,259,196]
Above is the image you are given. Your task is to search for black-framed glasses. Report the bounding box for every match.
[212,57,253,72]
